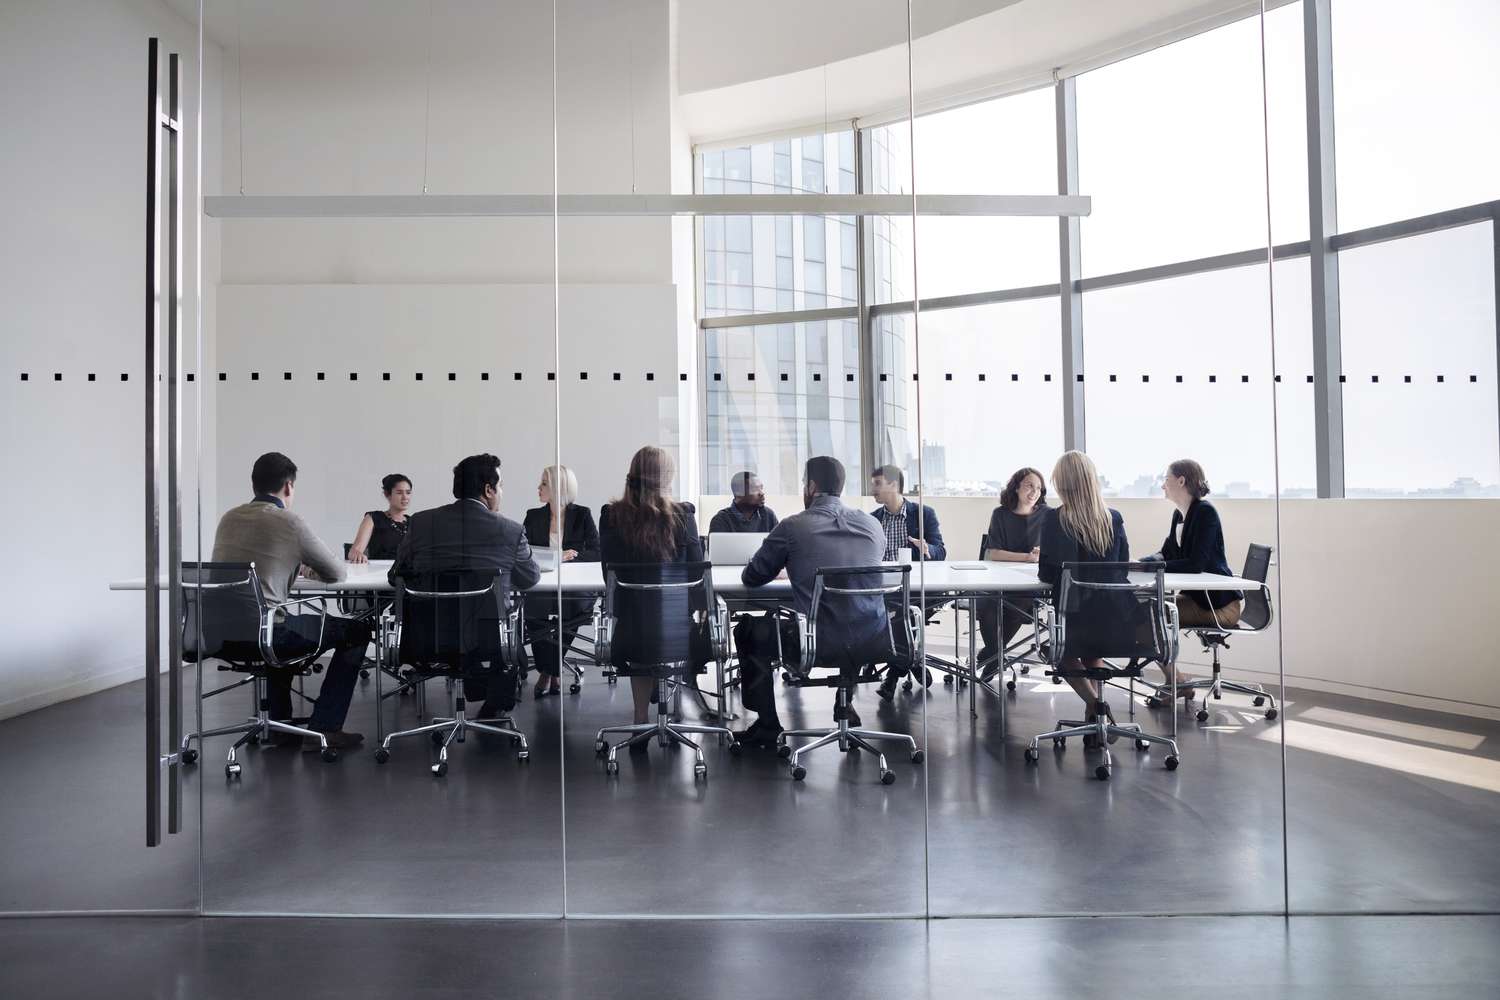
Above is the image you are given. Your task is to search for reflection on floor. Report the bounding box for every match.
[5,913,1500,999]
[2,642,1498,915]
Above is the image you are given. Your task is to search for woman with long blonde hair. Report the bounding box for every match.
[598,446,704,729]
[1038,451,1132,727]
[522,464,599,697]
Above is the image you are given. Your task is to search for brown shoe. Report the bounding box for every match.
[302,730,365,751]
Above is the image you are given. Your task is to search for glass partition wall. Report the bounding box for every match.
[558,0,928,917]
[1,3,207,912]
[197,0,564,915]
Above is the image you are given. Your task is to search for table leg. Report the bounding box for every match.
[968,596,978,719]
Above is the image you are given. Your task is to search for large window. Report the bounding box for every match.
[1338,224,1499,495]
[1332,0,1500,231]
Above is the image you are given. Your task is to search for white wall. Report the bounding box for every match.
[211,0,690,538]
[707,493,1500,720]
[0,0,221,720]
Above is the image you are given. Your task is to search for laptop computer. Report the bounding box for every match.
[707,531,769,566]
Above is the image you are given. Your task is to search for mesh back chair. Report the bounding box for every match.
[177,561,342,777]
[1151,543,1279,723]
[526,594,601,695]
[593,562,733,780]
[374,570,529,775]
[767,565,925,785]
[1024,562,1182,780]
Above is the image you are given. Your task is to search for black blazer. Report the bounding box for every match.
[598,501,702,566]
[522,503,600,562]
[389,500,541,600]
[1038,506,1134,661]
[1156,498,1240,610]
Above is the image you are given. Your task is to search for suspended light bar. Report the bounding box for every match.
[202,193,1089,219]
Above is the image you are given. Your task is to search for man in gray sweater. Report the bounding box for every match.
[211,452,369,750]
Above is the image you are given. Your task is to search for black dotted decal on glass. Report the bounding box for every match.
[448,373,456,381]
[615,373,622,381]
[88,373,96,382]
[780,373,789,382]
[415,372,424,381]
[283,372,292,380]
[251,372,260,381]
[383,373,391,381]
[350,373,358,381]
[579,372,588,380]
[316,372,325,381]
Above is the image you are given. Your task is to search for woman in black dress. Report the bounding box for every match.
[523,465,599,697]
[598,446,702,728]
[348,473,412,562]
[977,466,1049,677]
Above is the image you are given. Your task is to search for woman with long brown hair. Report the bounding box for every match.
[598,446,704,728]
[1038,451,1131,730]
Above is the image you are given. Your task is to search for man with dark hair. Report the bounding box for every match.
[390,453,540,718]
[734,455,885,748]
[869,464,946,700]
[708,470,778,534]
[211,452,370,750]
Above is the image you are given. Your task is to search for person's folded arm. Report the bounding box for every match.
[572,508,601,562]
[742,525,789,588]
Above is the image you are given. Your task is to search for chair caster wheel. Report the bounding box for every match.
[1252,696,1266,706]
[181,748,198,765]
[694,763,707,780]
[1165,754,1180,771]
[517,750,530,763]
[780,671,790,684]
[942,674,953,686]
[728,741,743,757]
[1051,675,1062,685]
[594,739,608,755]
[569,683,581,694]
[776,744,791,759]
[1006,680,1017,691]
[225,762,241,779]
[1135,739,1151,752]
[790,765,807,781]
[880,770,896,786]
[1145,697,1162,709]
[321,748,339,763]
[901,680,913,692]
[374,748,390,764]
[1024,747,1040,764]
[607,676,617,686]
[1020,665,1031,675]
[1196,709,1209,722]
[359,669,370,680]
[605,760,619,776]
[1213,691,1222,700]
[1053,737,1066,750]
[431,761,448,776]
[1265,708,1278,720]
[1094,764,1111,781]
[910,750,925,764]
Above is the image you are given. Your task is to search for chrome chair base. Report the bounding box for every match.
[595,700,734,780]
[1155,637,1280,722]
[1025,712,1180,780]
[776,719,923,785]
[375,701,529,775]
[179,678,335,776]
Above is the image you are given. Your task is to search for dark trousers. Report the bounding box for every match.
[977,598,1033,663]
[733,613,800,730]
[267,614,371,732]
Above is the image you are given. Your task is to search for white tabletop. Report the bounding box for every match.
[110,559,1257,597]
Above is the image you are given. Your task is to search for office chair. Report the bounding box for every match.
[176,562,343,777]
[373,570,529,775]
[765,565,925,785]
[964,532,1048,693]
[526,594,601,695]
[593,561,734,780]
[1025,562,1182,780]
[1147,543,1279,722]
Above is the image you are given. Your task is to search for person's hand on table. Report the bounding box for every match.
[1027,547,1040,563]
[347,546,368,564]
[775,569,789,580]
[562,549,578,562]
[908,536,931,558]
[298,563,317,580]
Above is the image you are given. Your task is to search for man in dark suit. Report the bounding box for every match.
[389,453,541,718]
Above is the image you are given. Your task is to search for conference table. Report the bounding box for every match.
[112,560,1259,739]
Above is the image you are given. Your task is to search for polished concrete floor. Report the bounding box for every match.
[3,626,1499,916]
[3,914,1499,999]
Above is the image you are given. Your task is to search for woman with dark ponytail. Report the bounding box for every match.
[347,473,412,562]
[1145,458,1243,696]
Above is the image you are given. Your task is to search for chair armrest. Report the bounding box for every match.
[796,612,815,677]
[259,598,328,670]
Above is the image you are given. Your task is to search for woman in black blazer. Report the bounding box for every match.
[1039,451,1133,721]
[1145,458,1243,694]
[523,465,599,697]
[597,446,703,729]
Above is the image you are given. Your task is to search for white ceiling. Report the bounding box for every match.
[161,0,1282,145]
